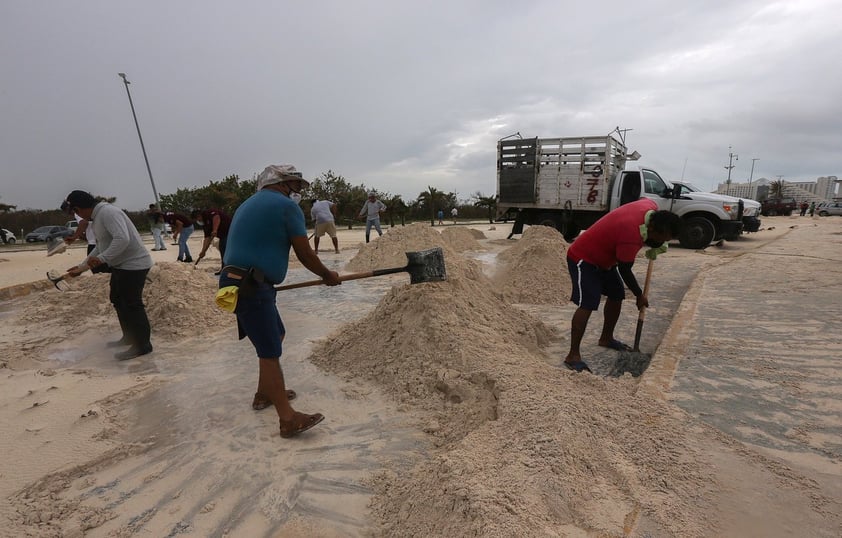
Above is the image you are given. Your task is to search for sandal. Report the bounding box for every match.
[252,390,296,410]
[279,412,325,438]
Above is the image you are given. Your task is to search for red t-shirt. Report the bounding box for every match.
[567,199,657,269]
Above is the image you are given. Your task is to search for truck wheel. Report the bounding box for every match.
[537,213,560,231]
[784,210,793,216]
[679,217,715,249]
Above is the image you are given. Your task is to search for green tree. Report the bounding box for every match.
[769,179,785,199]
[158,174,255,215]
[472,192,497,223]
[416,186,449,225]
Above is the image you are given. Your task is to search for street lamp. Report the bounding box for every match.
[118,73,160,208]
[724,146,738,196]
[747,158,759,199]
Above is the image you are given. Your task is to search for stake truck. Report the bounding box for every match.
[496,135,746,249]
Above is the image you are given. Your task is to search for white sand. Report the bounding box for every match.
[1,217,840,537]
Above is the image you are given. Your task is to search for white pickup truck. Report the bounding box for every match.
[496,134,749,249]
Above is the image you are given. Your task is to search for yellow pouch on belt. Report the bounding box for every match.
[215,286,239,313]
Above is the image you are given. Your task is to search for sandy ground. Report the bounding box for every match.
[1,216,840,537]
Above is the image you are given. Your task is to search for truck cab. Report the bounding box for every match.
[611,168,744,249]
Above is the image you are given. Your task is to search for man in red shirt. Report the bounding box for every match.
[564,199,682,373]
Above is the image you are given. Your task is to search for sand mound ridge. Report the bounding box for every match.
[314,249,556,441]
[312,230,710,537]
[346,222,463,273]
[495,225,572,305]
[439,227,484,251]
[6,262,228,363]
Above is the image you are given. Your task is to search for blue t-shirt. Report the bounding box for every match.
[224,189,307,284]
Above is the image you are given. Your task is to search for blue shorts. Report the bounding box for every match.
[219,273,285,358]
[567,257,625,311]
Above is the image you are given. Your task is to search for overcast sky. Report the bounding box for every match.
[2,0,840,211]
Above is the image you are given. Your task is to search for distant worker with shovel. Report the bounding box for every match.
[309,198,340,254]
[60,190,154,360]
[191,207,231,275]
[218,164,340,439]
[563,199,682,373]
[359,191,386,243]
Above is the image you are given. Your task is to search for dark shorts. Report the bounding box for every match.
[219,273,285,358]
[567,257,625,311]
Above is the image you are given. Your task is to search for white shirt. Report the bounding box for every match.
[310,200,335,224]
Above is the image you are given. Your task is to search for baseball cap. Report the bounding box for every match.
[256,164,310,190]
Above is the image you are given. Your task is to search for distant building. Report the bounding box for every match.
[714,176,839,202]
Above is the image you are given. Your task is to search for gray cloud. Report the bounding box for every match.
[1,0,839,210]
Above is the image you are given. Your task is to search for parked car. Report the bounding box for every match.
[817,202,842,216]
[1,228,16,244]
[25,225,73,243]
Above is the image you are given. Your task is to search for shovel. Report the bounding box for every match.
[632,258,655,352]
[274,247,446,291]
[46,270,75,290]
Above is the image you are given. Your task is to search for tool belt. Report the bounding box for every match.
[221,265,268,298]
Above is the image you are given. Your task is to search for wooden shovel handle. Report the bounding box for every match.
[638,258,655,321]
[274,266,405,291]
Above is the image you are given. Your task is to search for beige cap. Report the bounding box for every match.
[256,164,310,190]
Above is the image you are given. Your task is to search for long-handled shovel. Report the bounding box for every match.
[632,258,655,352]
[274,247,446,291]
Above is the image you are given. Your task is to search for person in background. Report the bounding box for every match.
[61,190,154,360]
[163,211,194,262]
[800,201,809,217]
[451,206,458,223]
[147,204,167,251]
[62,201,109,273]
[563,199,682,373]
[310,198,340,254]
[809,201,816,217]
[219,164,340,439]
[437,209,444,225]
[358,191,386,243]
[192,208,232,274]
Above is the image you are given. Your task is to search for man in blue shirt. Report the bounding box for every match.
[220,164,340,439]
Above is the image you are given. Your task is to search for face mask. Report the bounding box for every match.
[290,192,302,205]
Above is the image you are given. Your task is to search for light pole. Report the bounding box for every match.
[724,146,738,196]
[118,73,160,208]
[747,158,759,199]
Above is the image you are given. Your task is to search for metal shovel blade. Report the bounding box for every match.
[404,247,447,284]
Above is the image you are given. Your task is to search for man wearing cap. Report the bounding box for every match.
[358,191,387,243]
[219,164,340,439]
[62,190,154,360]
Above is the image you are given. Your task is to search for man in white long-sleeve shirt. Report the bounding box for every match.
[62,190,154,360]
[358,192,386,243]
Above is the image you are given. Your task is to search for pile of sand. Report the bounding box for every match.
[495,225,572,305]
[312,232,711,537]
[3,263,228,366]
[346,223,461,272]
[439,227,484,251]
